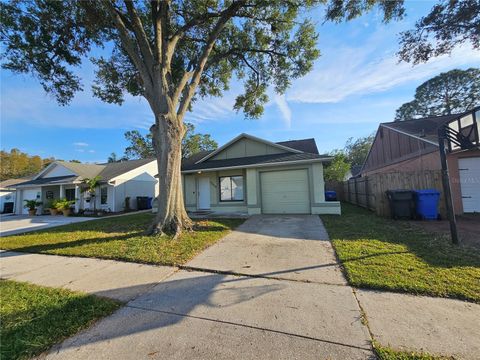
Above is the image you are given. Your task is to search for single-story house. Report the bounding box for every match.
[361,107,480,214]
[0,177,31,214]
[181,133,340,215]
[11,159,158,215]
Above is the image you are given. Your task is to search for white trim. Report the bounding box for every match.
[381,124,439,146]
[194,133,303,164]
[14,181,82,188]
[33,161,59,180]
[182,157,332,174]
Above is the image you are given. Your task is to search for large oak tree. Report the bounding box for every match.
[1,0,404,235]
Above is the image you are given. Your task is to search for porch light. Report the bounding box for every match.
[197,171,202,174]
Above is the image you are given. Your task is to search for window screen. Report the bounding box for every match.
[219,176,244,201]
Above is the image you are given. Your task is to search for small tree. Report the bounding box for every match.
[82,176,102,212]
[324,152,350,182]
[395,68,480,121]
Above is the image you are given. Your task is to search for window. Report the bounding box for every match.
[219,176,244,201]
[100,186,108,205]
[65,189,75,201]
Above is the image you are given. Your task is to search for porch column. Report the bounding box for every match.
[74,185,80,213]
[59,184,64,198]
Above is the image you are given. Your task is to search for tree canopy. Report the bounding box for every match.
[0,149,54,181]
[395,68,480,121]
[123,123,217,159]
[398,0,480,64]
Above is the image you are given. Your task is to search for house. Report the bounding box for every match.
[0,177,31,214]
[181,133,340,215]
[11,159,158,215]
[362,107,480,214]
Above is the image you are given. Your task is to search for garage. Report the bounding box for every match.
[21,188,41,215]
[260,169,310,214]
[459,157,480,213]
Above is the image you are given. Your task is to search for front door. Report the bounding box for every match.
[198,177,211,210]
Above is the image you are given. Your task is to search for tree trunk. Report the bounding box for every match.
[147,113,193,237]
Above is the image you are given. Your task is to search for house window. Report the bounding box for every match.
[100,186,108,205]
[219,176,244,201]
[65,189,75,201]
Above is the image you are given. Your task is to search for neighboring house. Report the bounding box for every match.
[0,177,31,213]
[11,159,158,215]
[181,133,340,215]
[362,107,480,214]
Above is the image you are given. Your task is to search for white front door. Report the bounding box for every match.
[198,177,211,210]
[459,157,480,212]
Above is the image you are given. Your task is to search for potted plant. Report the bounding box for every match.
[24,199,42,216]
[55,198,75,216]
[45,199,59,215]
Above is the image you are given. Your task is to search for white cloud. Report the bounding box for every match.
[287,44,480,104]
[273,94,292,129]
[88,149,95,153]
[73,142,89,147]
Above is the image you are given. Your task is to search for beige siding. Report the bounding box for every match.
[210,138,285,160]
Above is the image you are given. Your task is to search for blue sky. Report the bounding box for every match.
[1,1,479,162]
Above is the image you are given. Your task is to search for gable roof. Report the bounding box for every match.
[194,133,303,164]
[16,158,156,187]
[0,177,33,189]
[182,152,331,173]
[97,158,155,180]
[276,138,319,154]
[380,113,464,145]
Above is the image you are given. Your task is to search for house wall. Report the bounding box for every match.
[183,162,341,215]
[42,164,76,178]
[363,126,438,174]
[210,138,286,161]
[111,160,159,211]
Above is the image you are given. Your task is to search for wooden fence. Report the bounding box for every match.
[327,170,445,218]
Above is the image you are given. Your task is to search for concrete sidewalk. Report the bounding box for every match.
[0,251,175,302]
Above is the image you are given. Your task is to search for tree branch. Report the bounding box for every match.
[124,0,154,71]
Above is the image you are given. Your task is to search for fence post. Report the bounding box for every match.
[354,178,359,206]
[365,177,369,209]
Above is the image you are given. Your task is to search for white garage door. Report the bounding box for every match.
[260,169,310,214]
[22,188,41,214]
[459,157,480,213]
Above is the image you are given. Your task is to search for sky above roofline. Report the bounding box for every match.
[1,1,479,163]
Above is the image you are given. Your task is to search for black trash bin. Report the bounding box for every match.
[2,202,14,214]
[385,190,415,219]
[136,196,149,210]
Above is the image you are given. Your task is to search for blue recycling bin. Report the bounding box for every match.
[325,191,337,201]
[414,189,440,220]
[147,197,153,209]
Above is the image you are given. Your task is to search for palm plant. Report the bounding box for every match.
[23,199,42,211]
[82,176,101,212]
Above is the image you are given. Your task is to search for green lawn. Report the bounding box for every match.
[373,343,452,360]
[0,280,119,360]
[322,204,480,303]
[0,213,244,265]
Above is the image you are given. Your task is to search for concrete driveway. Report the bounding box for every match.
[0,214,95,236]
[45,215,374,359]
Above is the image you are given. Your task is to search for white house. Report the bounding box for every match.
[1,178,31,214]
[12,159,159,215]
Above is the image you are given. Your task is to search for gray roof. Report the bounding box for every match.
[182,152,330,172]
[276,138,319,154]
[57,161,105,179]
[0,177,33,188]
[13,175,79,187]
[381,113,462,144]
[97,158,155,180]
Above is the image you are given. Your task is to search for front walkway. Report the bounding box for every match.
[1,215,479,359]
[0,215,96,237]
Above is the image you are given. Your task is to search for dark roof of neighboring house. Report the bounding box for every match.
[97,158,155,180]
[350,165,363,178]
[182,152,330,172]
[0,177,33,188]
[276,138,319,154]
[13,175,79,187]
[380,113,463,144]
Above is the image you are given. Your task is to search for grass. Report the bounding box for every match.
[0,213,244,266]
[0,280,119,360]
[373,342,453,360]
[322,203,480,303]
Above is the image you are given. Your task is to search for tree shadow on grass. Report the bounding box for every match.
[324,203,480,269]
